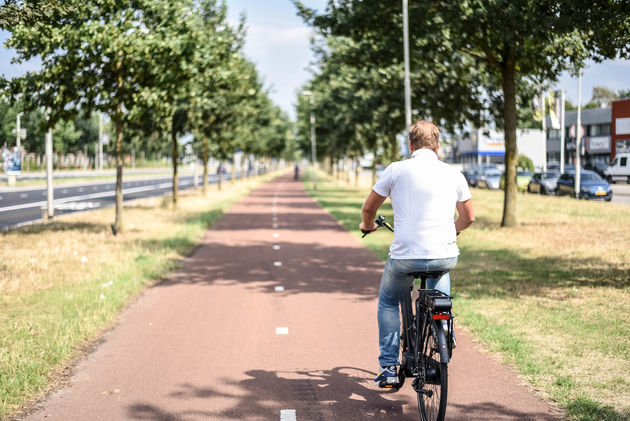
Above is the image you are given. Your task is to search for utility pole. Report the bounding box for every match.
[16,112,24,170]
[575,71,582,198]
[303,90,317,190]
[541,93,547,172]
[98,113,104,171]
[402,0,412,152]
[560,90,565,174]
[45,109,54,219]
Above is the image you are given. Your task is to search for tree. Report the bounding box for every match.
[518,154,534,173]
[3,0,202,233]
[295,0,627,227]
[589,86,618,107]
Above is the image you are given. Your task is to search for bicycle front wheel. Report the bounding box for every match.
[417,320,448,421]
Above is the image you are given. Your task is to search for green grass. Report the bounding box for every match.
[0,173,276,419]
[304,173,630,421]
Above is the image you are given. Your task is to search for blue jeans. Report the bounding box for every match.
[377,256,458,367]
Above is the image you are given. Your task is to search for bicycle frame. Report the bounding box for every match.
[400,278,453,386]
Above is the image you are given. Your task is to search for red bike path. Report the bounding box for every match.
[24,173,564,420]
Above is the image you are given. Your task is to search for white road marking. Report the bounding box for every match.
[0,182,173,213]
[276,327,289,335]
[273,233,279,238]
[273,245,280,250]
[275,286,285,292]
[61,189,68,194]
[20,193,28,198]
[272,223,279,228]
[280,410,296,421]
[272,216,278,221]
[273,261,282,267]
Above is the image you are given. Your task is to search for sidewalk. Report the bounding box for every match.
[24,173,563,420]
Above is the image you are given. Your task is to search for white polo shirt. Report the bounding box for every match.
[372,149,471,259]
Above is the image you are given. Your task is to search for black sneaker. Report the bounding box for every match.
[374,365,398,388]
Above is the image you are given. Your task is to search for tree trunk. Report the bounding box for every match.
[232,157,236,183]
[171,120,179,208]
[202,135,209,195]
[501,61,519,227]
[217,161,222,191]
[371,158,377,186]
[113,115,124,234]
[390,136,399,162]
[354,157,359,186]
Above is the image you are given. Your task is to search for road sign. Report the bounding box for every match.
[11,128,27,138]
[569,124,585,139]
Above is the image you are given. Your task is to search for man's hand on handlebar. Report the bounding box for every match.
[359,221,378,237]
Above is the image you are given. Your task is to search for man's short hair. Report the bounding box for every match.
[409,120,440,150]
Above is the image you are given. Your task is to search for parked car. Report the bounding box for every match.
[476,168,502,189]
[500,170,532,192]
[527,171,561,195]
[462,167,482,186]
[605,152,630,183]
[584,162,607,179]
[554,170,612,201]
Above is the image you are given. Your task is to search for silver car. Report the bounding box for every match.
[477,168,502,189]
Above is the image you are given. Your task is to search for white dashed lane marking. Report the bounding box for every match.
[273,245,280,250]
[273,261,282,267]
[272,223,279,228]
[275,286,285,292]
[280,409,296,421]
[276,327,289,335]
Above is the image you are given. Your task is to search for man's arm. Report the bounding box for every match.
[359,190,387,233]
[455,199,475,234]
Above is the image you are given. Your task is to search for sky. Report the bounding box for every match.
[1,1,628,120]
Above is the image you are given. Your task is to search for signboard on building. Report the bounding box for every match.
[478,131,505,156]
[589,136,610,152]
[612,99,630,160]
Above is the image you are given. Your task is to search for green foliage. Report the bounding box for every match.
[518,154,534,172]
[294,0,627,227]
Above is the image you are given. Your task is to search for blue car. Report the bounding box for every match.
[554,169,613,201]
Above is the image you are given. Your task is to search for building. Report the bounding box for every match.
[456,99,628,169]
[546,106,612,166]
[612,98,630,159]
[456,129,545,168]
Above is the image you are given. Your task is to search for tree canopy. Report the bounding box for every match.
[294,0,629,226]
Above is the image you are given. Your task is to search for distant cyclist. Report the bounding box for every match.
[358,120,475,387]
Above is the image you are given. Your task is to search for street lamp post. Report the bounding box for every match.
[302,90,317,190]
[402,0,412,148]
[16,112,24,169]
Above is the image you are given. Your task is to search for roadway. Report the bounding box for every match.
[611,183,630,205]
[0,172,241,231]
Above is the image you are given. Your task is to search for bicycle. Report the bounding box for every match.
[362,215,454,421]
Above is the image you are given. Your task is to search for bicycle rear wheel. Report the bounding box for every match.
[417,320,448,421]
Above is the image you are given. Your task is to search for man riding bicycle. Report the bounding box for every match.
[359,120,475,388]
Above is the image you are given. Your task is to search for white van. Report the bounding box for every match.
[606,153,630,183]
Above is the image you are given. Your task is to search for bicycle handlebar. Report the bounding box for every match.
[361,215,394,238]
